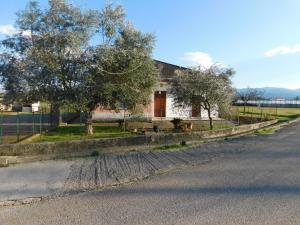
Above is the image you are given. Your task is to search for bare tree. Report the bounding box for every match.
[236,88,262,113]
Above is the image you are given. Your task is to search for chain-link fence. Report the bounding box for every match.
[0,108,55,144]
[230,101,300,126]
[0,107,82,144]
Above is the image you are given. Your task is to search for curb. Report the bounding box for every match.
[0,120,280,166]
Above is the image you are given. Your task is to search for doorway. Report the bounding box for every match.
[154,91,167,117]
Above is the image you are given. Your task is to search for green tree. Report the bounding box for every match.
[170,65,235,130]
[1,0,97,123]
[68,3,158,134]
[0,1,158,135]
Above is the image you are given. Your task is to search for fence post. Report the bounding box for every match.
[17,111,20,142]
[237,107,240,125]
[0,111,3,144]
[80,111,82,135]
[39,109,42,134]
[32,111,35,134]
[251,106,253,124]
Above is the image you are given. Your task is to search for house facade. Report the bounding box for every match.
[92,60,218,121]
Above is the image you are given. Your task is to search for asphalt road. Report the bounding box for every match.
[0,160,73,201]
[1,122,300,225]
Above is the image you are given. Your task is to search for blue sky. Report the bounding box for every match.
[1,0,300,89]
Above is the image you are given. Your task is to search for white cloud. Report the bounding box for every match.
[181,51,214,68]
[0,24,18,36]
[0,24,31,37]
[21,30,31,37]
[265,44,300,57]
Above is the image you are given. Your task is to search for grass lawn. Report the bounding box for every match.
[254,128,276,135]
[0,112,33,116]
[30,125,132,143]
[152,143,190,151]
[0,135,21,144]
[232,106,300,123]
[209,123,234,130]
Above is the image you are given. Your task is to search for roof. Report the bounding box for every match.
[154,60,187,79]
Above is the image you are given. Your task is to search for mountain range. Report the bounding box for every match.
[237,87,300,100]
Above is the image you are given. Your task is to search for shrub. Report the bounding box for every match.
[91,151,99,157]
[181,140,187,146]
[171,118,182,130]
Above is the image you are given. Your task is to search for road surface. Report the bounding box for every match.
[1,122,300,225]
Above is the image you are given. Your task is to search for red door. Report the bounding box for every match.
[154,91,166,117]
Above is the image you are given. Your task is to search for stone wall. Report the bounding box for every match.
[0,120,278,158]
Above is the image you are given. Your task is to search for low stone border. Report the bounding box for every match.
[0,120,278,164]
[268,117,300,131]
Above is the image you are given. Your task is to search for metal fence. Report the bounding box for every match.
[0,108,54,144]
[234,100,300,108]
[0,108,81,144]
[229,105,278,126]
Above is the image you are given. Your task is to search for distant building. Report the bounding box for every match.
[12,102,40,113]
[0,95,12,111]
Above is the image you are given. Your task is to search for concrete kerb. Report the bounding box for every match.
[268,117,300,131]
[0,120,279,165]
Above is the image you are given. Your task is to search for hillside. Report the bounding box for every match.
[238,87,300,100]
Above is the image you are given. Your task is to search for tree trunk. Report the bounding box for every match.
[85,112,93,136]
[58,108,63,125]
[207,108,213,130]
[50,103,62,127]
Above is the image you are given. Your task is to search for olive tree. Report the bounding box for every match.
[0,1,158,135]
[0,0,97,124]
[170,65,235,130]
[72,4,159,134]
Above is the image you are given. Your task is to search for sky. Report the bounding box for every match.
[0,0,300,89]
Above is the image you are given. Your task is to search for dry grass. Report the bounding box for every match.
[231,106,300,122]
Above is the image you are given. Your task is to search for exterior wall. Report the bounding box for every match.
[154,82,218,119]
[164,94,218,119]
[31,102,40,112]
[92,108,127,120]
[153,82,190,118]
[92,105,152,121]
[21,102,40,113]
[0,103,12,111]
[22,107,32,113]
[200,107,218,119]
[92,100,153,120]
[166,94,190,118]
[92,83,219,121]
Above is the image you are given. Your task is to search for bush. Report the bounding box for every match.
[181,140,187,146]
[91,151,99,157]
[117,119,124,128]
[171,118,182,130]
